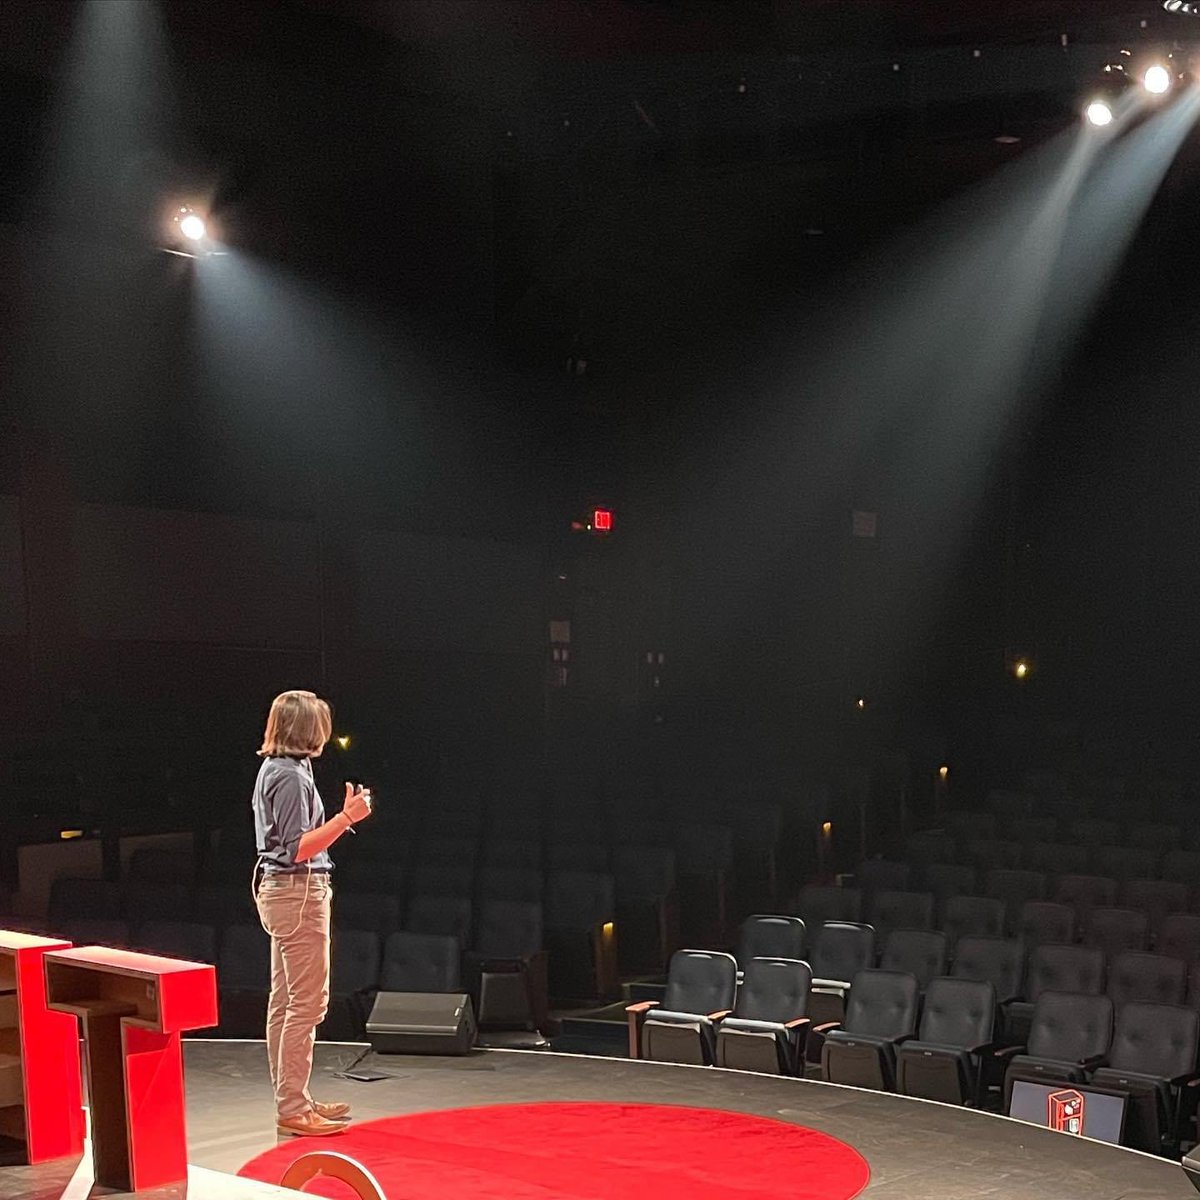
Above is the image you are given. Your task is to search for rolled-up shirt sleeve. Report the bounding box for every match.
[262,771,311,868]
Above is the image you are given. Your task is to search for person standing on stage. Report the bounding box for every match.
[252,689,373,1137]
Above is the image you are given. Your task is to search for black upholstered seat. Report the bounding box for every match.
[897,977,996,1105]
[1092,1002,1200,1155]
[1002,991,1114,1108]
[1107,951,1186,1008]
[879,930,948,991]
[820,968,919,1091]
[716,957,812,1075]
[630,949,738,1065]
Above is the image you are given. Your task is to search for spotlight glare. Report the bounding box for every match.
[1085,100,1114,127]
[179,213,206,240]
[1144,64,1172,94]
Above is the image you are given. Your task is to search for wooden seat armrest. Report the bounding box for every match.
[1169,1071,1200,1088]
[784,1017,811,1030]
[707,1010,732,1021]
[811,1021,842,1035]
[625,1001,659,1014]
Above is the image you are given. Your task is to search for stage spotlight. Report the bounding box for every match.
[1085,100,1115,127]
[1144,63,1172,94]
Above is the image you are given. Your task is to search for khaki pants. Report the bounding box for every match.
[256,873,332,1119]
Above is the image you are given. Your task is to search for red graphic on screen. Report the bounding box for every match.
[1048,1088,1086,1136]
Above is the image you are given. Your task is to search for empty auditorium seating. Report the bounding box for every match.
[1002,992,1114,1108]
[736,915,805,966]
[1024,841,1088,876]
[1120,879,1187,935]
[1005,944,1105,1042]
[406,895,473,944]
[951,936,1025,1006]
[1093,846,1158,882]
[941,896,1005,947]
[1084,907,1149,958]
[879,930,947,991]
[985,871,1046,931]
[797,885,862,927]
[715,957,812,1075]
[1054,874,1117,923]
[968,840,1023,873]
[1159,913,1200,963]
[867,890,934,943]
[923,864,977,908]
[1017,900,1075,949]
[897,977,996,1105]
[334,892,402,935]
[819,968,919,1091]
[1107,951,1187,1008]
[1092,1003,1200,1155]
[856,860,912,895]
[807,921,876,1027]
[380,930,461,993]
[628,949,737,1064]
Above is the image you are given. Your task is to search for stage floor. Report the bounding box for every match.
[173,1040,1196,1199]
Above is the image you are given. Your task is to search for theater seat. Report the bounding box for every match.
[628,949,737,1064]
[716,957,812,1076]
[807,921,876,1029]
[1002,992,1114,1110]
[1092,1002,1200,1155]
[819,968,919,1091]
[736,915,805,968]
[1005,943,1105,1045]
[897,977,996,1106]
[380,930,461,992]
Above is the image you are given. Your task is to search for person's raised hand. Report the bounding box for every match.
[342,782,373,825]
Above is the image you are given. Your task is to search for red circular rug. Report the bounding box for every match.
[238,1101,870,1200]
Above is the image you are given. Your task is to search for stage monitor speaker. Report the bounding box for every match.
[365,992,476,1056]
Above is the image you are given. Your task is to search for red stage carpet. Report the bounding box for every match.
[238,1101,870,1200]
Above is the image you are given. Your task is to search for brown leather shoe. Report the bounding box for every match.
[312,1100,351,1121]
[277,1111,348,1138]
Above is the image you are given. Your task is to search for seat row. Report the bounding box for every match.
[799,878,1200,950]
[0,911,550,1043]
[868,844,1200,890]
[630,943,1199,1155]
[730,917,1200,1015]
[821,968,1198,1156]
[931,810,1195,854]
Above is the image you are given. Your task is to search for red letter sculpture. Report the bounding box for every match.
[0,930,86,1163]
[44,946,218,1191]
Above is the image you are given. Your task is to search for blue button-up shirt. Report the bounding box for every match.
[252,755,333,874]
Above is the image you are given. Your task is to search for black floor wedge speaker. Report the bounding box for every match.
[365,992,477,1055]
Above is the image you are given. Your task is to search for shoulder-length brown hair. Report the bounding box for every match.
[258,690,332,758]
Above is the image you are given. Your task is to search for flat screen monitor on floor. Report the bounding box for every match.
[1009,1080,1127,1146]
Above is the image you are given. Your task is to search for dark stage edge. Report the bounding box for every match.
[170,1040,1196,1199]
